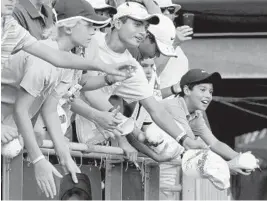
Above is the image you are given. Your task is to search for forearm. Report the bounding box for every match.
[143,103,185,140]
[143,0,161,14]
[126,134,166,162]
[211,141,239,160]
[42,103,71,160]
[81,75,114,91]
[25,43,103,71]
[161,86,174,99]
[70,98,101,123]
[82,91,113,111]
[13,108,42,161]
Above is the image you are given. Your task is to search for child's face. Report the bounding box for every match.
[186,83,213,111]
[1,0,17,16]
[141,59,154,82]
[71,20,96,48]
[117,18,148,47]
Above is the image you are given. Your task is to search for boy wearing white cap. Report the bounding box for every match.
[154,0,193,99]
[81,1,205,160]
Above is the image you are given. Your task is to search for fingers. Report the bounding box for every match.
[71,171,78,183]
[237,170,251,176]
[5,133,14,142]
[47,176,56,198]
[52,166,63,178]
[44,179,54,198]
[40,181,50,198]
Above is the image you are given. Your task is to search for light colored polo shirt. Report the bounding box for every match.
[161,96,212,141]
[13,0,54,40]
[1,16,37,67]
[1,39,65,126]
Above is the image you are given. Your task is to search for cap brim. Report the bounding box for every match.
[95,5,117,15]
[85,13,111,27]
[130,14,159,25]
[156,39,177,57]
[57,15,111,28]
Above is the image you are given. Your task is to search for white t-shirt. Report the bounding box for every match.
[157,46,188,89]
[85,32,153,103]
[74,32,153,144]
[1,39,65,126]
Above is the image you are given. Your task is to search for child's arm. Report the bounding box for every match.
[70,97,122,131]
[41,92,81,183]
[126,133,174,162]
[23,41,132,76]
[80,70,136,92]
[13,88,62,199]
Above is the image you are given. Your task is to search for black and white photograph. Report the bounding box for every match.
[1,0,267,200]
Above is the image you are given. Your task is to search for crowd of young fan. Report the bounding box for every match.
[1,0,255,199]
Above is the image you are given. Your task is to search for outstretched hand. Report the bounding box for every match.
[34,158,63,199]
[101,60,137,77]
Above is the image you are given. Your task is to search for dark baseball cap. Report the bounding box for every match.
[55,0,111,27]
[180,69,222,88]
[59,173,92,200]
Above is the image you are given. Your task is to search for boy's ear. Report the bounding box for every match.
[183,85,191,96]
[64,26,72,35]
[113,18,122,30]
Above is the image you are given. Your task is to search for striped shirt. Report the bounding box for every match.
[1,16,37,68]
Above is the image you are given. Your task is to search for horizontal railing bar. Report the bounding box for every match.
[160,184,182,192]
[40,140,182,165]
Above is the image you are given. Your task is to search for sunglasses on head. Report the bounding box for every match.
[161,7,176,14]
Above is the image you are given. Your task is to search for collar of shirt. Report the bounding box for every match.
[178,96,200,121]
[21,0,49,19]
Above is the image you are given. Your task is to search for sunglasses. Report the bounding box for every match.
[161,7,176,14]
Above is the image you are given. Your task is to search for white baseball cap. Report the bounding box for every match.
[155,0,181,13]
[113,2,159,25]
[86,0,117,15]
[148,14,177,57]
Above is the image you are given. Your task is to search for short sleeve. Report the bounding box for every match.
[19,55,48,97]
[162,99,195,138]
[113,61,153,103]
[190,112,213,137]
[13,25,37,53]
[1,17,36,66]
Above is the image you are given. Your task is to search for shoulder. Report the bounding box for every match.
[161,97,187,117]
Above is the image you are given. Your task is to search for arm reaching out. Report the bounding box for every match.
[14,88,62,199]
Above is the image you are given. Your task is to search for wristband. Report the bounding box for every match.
[108,107,115,112]
[179,134,189,146]
[104,75,113,86]
[171,85,177,95]
[32,155,45,165]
